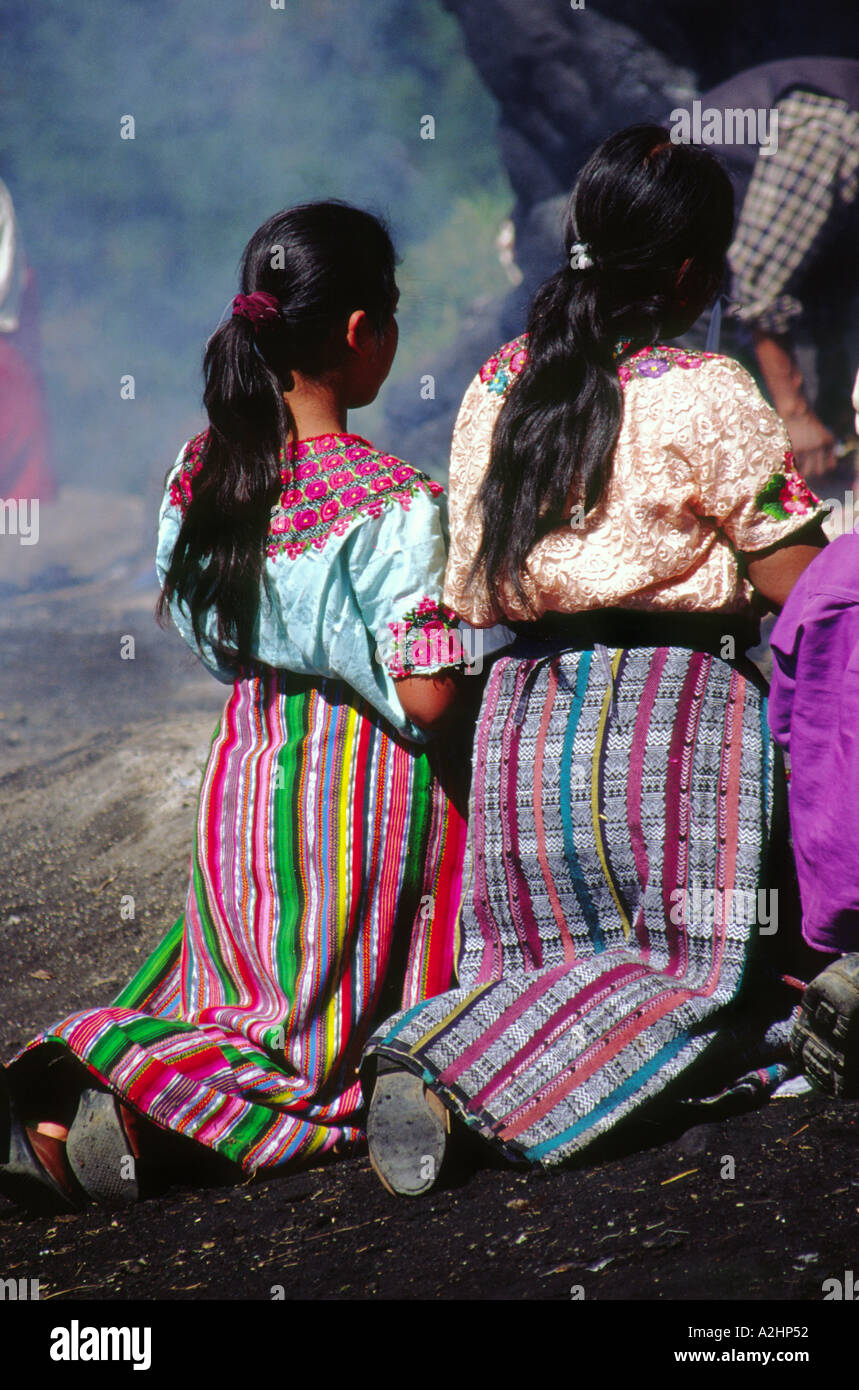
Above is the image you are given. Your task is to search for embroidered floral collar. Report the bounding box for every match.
[479,334,718,394]
[168,429,443,562]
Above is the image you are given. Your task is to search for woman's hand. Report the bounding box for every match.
[778,409,837,480]
[753,330,837,478]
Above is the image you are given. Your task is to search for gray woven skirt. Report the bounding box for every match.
[364,629,801,1166]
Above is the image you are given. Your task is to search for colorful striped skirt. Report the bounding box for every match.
[10,671,467,1172]
[365,638,800,1166]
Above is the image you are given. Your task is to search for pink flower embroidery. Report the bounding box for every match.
[480,355,500,383]
[291,441,311,461]
[510,349,527,373]
[385,597,461,676]
[781,450,820,514]
[779,473,815,514]
[262,447,446,562]
[411,628,458,667]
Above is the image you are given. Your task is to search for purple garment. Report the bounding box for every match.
[769,534,859,952]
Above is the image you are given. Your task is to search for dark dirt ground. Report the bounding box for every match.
[1,502,858,1316]
[3,1090,859,1303]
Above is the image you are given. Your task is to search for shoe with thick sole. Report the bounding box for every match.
[791,954,859,1098]
[65,1089,140,1205]
[367,1068,450,1197]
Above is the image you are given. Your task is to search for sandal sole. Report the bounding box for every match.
[367,1070,449,1197]
[66,1090,140,1205]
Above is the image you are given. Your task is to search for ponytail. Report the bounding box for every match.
[471,125,734,616]
[156,201,397,666]
[157,314,289,667]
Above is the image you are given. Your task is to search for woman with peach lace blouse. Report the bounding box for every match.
[362,125,830,1198]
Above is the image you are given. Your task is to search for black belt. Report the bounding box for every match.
[508,607,760,659]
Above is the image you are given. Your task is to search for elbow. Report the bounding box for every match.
[394,673,461,733]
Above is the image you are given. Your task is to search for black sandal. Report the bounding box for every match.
[0,1066,84,1214]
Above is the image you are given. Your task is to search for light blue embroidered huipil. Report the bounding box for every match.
[156,430,459,742]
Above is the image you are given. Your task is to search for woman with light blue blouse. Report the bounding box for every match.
[0,202,469,1211]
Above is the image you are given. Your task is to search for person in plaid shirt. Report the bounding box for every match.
[669,59,859,480]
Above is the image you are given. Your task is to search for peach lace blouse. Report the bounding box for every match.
[442,336,825,626]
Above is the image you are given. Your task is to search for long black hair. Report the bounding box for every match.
[473,125,734,615]
[156,200,397,666]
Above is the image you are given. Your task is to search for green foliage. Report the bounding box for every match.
[0,0,510,498]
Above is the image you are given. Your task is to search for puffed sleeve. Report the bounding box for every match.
[675,356,828,553]
[155,447,239,684]
[345,482,462,680]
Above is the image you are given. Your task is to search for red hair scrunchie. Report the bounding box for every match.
[231,290,281,326]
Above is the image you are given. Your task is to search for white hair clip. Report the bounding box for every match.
[569,241,594,270]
